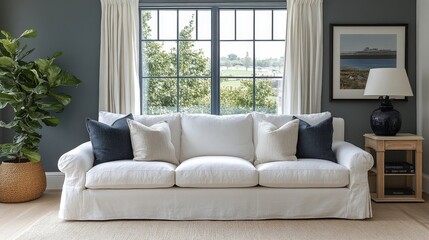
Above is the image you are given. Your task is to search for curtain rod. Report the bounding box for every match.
[139,1,286,8]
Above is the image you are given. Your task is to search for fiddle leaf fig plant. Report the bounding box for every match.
[0,29,80,162]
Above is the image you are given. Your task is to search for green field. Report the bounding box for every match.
[221,79,247,88]
[221,68,282,78]
[221,69,253,76]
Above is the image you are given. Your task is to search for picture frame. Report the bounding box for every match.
[330,24,408,100]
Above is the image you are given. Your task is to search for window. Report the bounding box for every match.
[140,4,286,115]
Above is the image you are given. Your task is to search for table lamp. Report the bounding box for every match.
[364,68,413,136]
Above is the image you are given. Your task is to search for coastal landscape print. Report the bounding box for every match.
[340,34,396,89]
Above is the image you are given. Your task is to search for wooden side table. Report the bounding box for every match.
[364,133,424,202]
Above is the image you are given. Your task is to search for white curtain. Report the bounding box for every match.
[282,0,323,114]
[99,0,140,114]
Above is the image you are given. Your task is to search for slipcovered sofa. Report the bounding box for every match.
[58,112,374,220]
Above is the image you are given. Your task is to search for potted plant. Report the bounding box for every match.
[0,29,80,202]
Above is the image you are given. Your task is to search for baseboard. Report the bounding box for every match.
[46,172,64,190]
[423,173,429,194]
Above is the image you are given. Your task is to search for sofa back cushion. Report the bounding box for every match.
[98,111,181,160]
[181,114,254,162]
[332,117,344,142]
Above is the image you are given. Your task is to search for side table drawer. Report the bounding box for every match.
[385,141,417,150]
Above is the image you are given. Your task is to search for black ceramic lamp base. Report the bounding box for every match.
[370,96,402,136]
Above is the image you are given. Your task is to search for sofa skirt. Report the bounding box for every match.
[59,186,372,220]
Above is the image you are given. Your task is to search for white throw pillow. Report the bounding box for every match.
[255,119,299,165]
[127,119,179,165]
[134,114,181,161]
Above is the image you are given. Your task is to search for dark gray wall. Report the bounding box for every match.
[0,0,100,171]
[1,0,417,171]
[322,0,417,148]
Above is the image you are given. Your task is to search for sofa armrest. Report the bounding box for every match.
[58,141,94,189]
[333,141,374,186]
[333,141,374,218]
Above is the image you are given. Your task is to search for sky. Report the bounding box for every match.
[143,9,286,59]
[340,34,397,52]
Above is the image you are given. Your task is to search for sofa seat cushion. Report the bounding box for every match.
[85,160,176,189]
[256,159,349,188]
[175,156,258,188]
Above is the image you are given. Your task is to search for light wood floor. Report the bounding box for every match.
[0,190,61,240]
[0,191,428,240]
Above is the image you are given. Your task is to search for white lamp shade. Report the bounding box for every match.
[364,68,413,97]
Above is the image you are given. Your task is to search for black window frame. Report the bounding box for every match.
[139,1,287,115]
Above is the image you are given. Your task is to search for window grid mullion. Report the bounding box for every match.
[234,9,237,41]
[212,7,220,115]
[196,10,199,40]
[271,10,274,40]
[139,9,143,114]
[176,9,180,112]
[252,9,256,111]
[157,9,160,40]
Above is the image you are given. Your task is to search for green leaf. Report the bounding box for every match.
[47,65,61,86]
[30,69,46,84]
[34,58,51,75]
[42,117,60,126]
[28,111,46,120]
[18,121,36,133]
[56,71,81,87]
[0,79,16,91]
[0,120,19,129]
[32,84,48,94]
[0,56,15,67]
[0,143,22,157]
[1,30,12,40]
[12,92,26,102]
[0,92,15,102]
[19,29,37,39]
[0,39,19,56]
[49,92,71,106]
[37,102,64,112]
[14,134,28,144]
[26,119,42,129]
[52,51,62,58]
[8,101,23,112]
[21,148,41,162]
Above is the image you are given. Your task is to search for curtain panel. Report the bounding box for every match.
[282,0,323,114]
[99,0,140,114]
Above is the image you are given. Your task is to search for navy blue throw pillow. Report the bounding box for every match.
[86,114,134,166]
[293,116,336,162]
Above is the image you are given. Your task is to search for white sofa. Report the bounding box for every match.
[58,112,374,220]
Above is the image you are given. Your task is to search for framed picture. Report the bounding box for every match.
[330,24,407,100]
